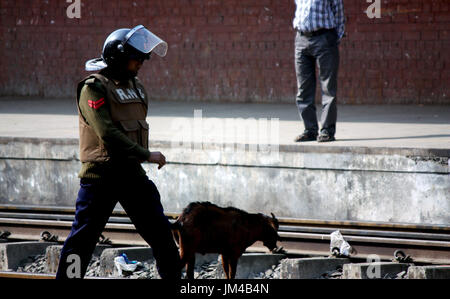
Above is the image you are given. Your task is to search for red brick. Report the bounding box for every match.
[223,16,239,25]
[440,30,450,40]
[410,13,435,23]
[207,15,223,25]
[435,12,450,22]
[421,31,438,41]
[191,16,207,26]
[403,31,420,40]
[391,13,409,23]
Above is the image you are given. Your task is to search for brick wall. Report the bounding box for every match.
[0,0,448,104]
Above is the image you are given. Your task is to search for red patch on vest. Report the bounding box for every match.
[88,98,105,109]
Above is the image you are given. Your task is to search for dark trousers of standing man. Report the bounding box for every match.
[295,28,339,137]
[56,176,180,279]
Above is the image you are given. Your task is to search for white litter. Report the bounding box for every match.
[330,230,352,257]
[114,253,142,276]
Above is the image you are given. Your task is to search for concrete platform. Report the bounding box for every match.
[1,98,449,150]
[342,262,411,279]
[280,257,350,279]
[406,265,450,279]
[216,253,285,279]
[0,241,57,271]
[0,98,449,225]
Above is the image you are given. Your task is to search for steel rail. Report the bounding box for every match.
[1,204,449,232]
[0,271,56,279]
[1,212,449,243]
[0,271,110,279]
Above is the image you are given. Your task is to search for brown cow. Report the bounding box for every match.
[171,201,282,279]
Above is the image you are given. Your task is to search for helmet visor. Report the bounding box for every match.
[126,27,168,57]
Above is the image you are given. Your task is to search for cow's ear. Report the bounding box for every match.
[271,213,279,229]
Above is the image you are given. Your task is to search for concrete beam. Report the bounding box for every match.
[45,244,111,273]
[342,262,410,279]
[0,241,57,271]
[45,245,61,274]
[280,257,349,279]
[406,265,450,279]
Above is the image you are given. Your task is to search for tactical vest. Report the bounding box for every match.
[76,73,149,163]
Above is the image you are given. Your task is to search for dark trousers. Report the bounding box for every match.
[295,29,339,136]
[56,176,180,279]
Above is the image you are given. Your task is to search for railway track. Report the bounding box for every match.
[0,204,449,265]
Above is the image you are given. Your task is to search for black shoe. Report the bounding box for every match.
[317,131,335,142]
[294,131,318,142]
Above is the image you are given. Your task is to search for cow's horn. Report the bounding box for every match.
[271,213,276,220]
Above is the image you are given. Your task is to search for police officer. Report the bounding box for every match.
[56,25,180,279]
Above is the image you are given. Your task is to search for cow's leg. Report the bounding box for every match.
[179,239,197,279]
[221,254,230,279]
[186,255,196,279]
[228,250,245,279]
[228,255,239,279]
[178,237,188,272]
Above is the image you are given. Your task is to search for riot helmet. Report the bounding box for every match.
[85,25,167,71]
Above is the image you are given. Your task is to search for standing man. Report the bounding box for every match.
[56,25,180,279]
[293,0,345,142]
